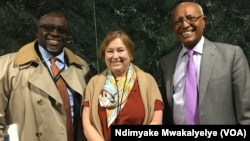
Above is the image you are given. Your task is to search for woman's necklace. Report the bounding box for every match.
[114,73,128,124]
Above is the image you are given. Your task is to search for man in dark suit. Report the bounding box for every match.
[160,2,250,125]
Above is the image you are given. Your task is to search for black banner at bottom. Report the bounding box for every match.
[111,125,250,140]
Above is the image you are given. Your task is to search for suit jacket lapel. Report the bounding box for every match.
[28,64,63,104]
[199,38,217,104]
[61,66,86,96]
[166,49,180,106]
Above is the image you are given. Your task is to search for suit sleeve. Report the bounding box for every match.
[233,46,250,124]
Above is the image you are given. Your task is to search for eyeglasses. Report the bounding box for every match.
[38,24,67,35]
[173,15,203,26]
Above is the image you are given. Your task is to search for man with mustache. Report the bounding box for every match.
[160,2,250,125]
[0,12,91,141]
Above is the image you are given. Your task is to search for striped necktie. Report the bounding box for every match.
[50,57,73,141]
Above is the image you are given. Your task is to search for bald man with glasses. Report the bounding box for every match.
[160,2,250,125]
[0,12,92,141]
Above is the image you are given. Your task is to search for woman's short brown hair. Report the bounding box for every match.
[98,30,135,60]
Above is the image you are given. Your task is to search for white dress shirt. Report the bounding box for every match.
[173,36,204,124]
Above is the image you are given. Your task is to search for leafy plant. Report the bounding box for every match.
[0,0,249,84]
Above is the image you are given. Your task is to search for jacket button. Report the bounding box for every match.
[37,99,44,105]
[36,131,42,137]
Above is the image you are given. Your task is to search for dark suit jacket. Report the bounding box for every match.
[160,37,250,125]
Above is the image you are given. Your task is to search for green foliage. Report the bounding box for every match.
[0,0,249,84]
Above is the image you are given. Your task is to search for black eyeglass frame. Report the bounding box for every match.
[38,24,68,35]
[173,15,204,26]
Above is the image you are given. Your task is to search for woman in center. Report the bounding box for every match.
[82,29,164,141]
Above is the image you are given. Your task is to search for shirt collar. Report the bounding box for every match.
[180,36,204,57]
[38,45,65,63]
